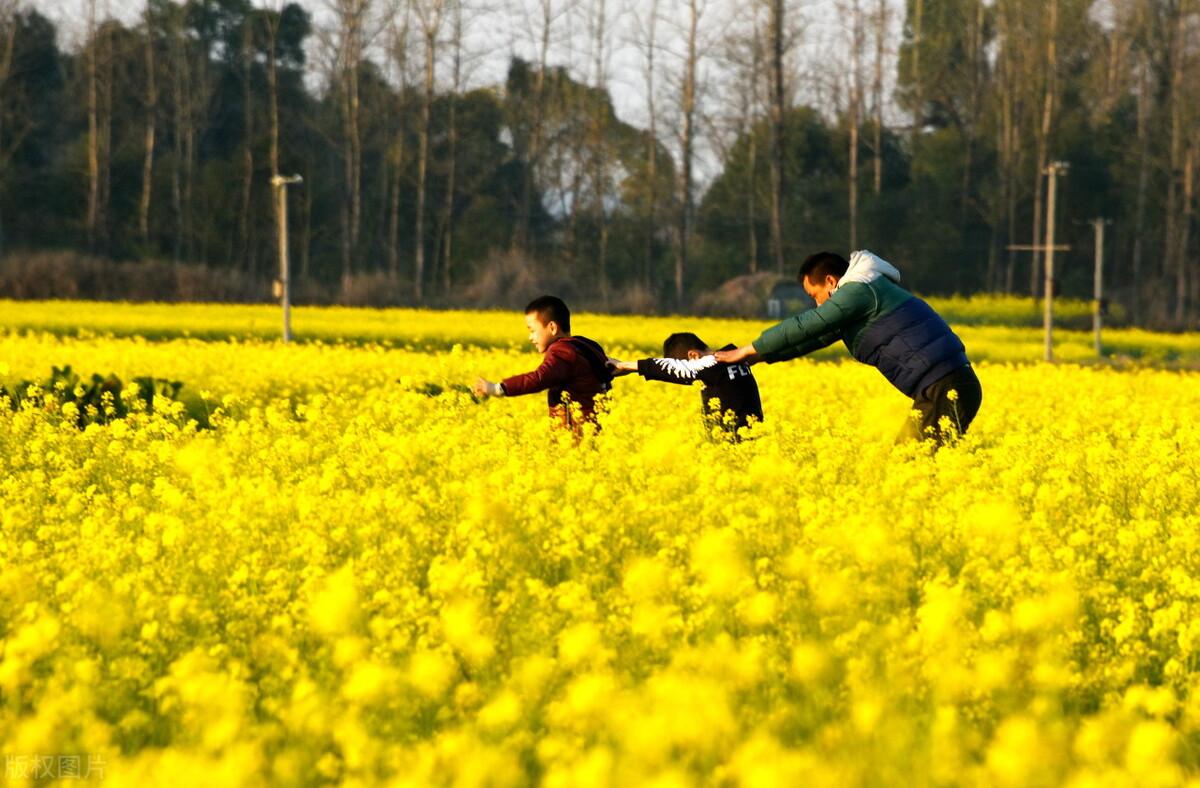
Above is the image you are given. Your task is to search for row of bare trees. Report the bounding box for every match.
[886,0,1200,322]
[1,0,1198,322]
[0,0,798,308]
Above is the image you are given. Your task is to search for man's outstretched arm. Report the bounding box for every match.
[758,332,840,363]
[712,344,760,364]
[716,284,872,364]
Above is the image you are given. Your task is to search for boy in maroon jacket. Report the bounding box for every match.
[473,296,613,432]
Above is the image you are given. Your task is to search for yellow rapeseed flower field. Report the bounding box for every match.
[2,302,1200,786]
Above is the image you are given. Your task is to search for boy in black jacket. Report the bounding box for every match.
[609,332,763,438]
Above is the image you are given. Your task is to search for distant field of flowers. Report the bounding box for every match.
[2,301,1200,785]
[2,296,1193,363]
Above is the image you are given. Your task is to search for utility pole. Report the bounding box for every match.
[1008,162,1069,362]
[1090,218,1110,358]
[1042,162,1066,362]
[272,174,303,343]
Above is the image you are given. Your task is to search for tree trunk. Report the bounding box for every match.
[387,104,403,277]
[375,144,388,273]
[645,132,657,290]
[960,0,983,223]
[351,56,362,284]
[266,11,281,275]
[341,43,361,290]
[414,12,438,302]
[0,7,14,257]
[139,4,157,247]
[183,62,196,263]
[592,0,609,306]
[388,134,403,279]
[910,0,923,145]
[191,19,218,264]
[849,109,859,251]
[768,0,786,273]
[1178,142,1194,323]
[1030,0,1056,298]
[563,98,584,270]
[746,20,759,275]
[1165,0,1187,322]
[1191,138,1200,324]
[1029,154,1045,298]
[642,0,659,292]
[333,0,366,291]
[99,20,112,256]
[387,9,410,281]
[1131,53,1149,325]
[848,0,862,251]
[998,2,1017,293]
[872,0,884,196]
[438,0,461,293]
[748,125,758,273]
[86,0,100,253]
[302,155,312,278]
[267,27,279,182]
[168,17,184,264]
[675,0,699,307]
[240,19,255,276]
[514,0,554,255]
[439,112,457,292]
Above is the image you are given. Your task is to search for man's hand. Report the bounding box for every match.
[606,358,637,377]
[713,344,758,364]
[473,378,504,397]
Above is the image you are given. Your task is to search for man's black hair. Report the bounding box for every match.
[798,252,849,284]
[662,332,709,359]
[524,295,571,334]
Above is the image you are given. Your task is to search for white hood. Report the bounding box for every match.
[836,250,901,289]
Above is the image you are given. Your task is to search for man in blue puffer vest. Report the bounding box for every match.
[715,250,982,445]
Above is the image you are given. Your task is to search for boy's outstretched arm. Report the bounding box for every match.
[473,378,505,397]
[606,359,638,377]
[476,343,573,398]
[635,355,719,385]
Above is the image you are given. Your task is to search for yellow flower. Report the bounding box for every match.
[440,598,495,666]
[477,689,523,731]
[408,649,456,699]
[309,564,360,637]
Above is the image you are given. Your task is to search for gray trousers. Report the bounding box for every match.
[896,364,983,446]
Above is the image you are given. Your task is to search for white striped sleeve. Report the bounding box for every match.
[644,355,719,382]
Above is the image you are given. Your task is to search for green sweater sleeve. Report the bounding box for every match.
[759,332,840,363]
[752,283,874,360]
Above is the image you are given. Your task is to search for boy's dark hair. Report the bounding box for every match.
[798,252,849,284]
[524,295,571,334]
[662,332,709,359]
